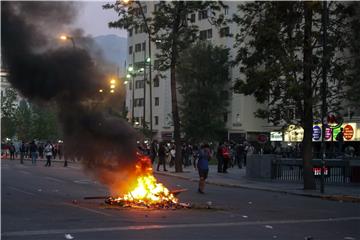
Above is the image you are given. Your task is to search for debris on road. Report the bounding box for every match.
[65,233,74,239]
[242,215,248,218]
[265,225,273,229]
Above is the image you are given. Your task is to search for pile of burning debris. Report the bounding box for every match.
[86,153,191,209]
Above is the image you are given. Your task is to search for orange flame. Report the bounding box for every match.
[112,153,178,206]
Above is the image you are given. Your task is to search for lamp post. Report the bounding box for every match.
[320,1,328,194]
[124,0,153,136]
[60,35,76,48]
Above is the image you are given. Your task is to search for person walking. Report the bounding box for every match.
[20,141,26,164]
[197,143,211,194]
[29,140,38,165]
[156,142,168,171]
[44,141,53,167]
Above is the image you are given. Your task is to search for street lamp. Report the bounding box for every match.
[122,0,153,137]
[59,35,76,48]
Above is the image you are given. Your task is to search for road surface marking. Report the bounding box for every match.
[2,216,360,237]
[62,203,112,217]
[7,186,35,196]
[43,176,65,183]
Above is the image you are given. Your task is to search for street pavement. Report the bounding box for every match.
[156,165,360,202]
[2,159,360,240]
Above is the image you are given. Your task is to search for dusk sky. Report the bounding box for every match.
[74,1,127,38]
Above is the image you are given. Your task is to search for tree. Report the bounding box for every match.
[104,1,224,172]
[177,41,230,142]
[30,104,60,141]
[1,87,17,140]
[14,100,32,141]
[233,2,355,189]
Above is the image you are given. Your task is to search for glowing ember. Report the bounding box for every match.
[107,153,180,208]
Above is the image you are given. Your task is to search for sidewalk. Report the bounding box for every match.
[154,165,360,203]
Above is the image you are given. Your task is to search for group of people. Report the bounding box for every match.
[1,140,66,167]
[138,140,252,194]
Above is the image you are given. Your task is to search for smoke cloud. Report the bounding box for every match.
[1,1,138,194]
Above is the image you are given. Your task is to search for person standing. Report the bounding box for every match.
[20,141,26,164]
[38,143,44,160]
[216,143,224,173]
[44,141,53,167]
[336,128,344,157]
[197,143,211,194]
[235,143,245,169]
[157,142,168,171]
[221,142,231,173]
[169,145,176,167]
[29,140,38,165]
[150,140,158,164]
[9,143,15,160]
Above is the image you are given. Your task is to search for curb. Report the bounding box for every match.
[155,172,360,203]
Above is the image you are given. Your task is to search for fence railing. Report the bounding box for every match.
[271,157,360,184]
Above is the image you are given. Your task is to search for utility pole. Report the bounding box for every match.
[320,0,328,194]
[132,52,136,125]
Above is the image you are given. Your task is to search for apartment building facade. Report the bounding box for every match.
[125,1,272,142]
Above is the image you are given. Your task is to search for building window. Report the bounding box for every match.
[135,43,142,52]
[134,98,144,107]
[153,77,159,87]
[154,59,161,70]
[129,46,133,54]
[155,97,159,106]
[207,29,212,39]
[128,28,133,37]
[154,3,160,12]
[135,25,139,34]
[199,29,212,40]
[224,6,229,15]
[220,27,230,38]
[155,116,159,125]
[142,42,146,51]
[190,13,195,23]
[198,10,208,20]
[135,80,145,89]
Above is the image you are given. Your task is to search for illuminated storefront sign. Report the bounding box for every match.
[270,132,283,141]
[282,123,358,142]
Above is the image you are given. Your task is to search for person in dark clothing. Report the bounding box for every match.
[235,143,245,168]
[197,143,211,194]
[38,143,44,159]
[29,141,38,165]
[192,145,199,169]
[156,142,168,171]
[20,141,26,164]
[336,128,344,156]
[150,140,158,164]
[9,143,15,160]
[216,143,224,173]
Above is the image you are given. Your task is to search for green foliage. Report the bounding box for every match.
[177,42,230,142]
[233,1,355,126]
[14,100,33,141]
[1,87,18,139]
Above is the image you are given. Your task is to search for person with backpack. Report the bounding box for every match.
[44,141,53,167]
[197,143,211,194]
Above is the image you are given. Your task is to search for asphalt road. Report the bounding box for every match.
[2,159,359,240]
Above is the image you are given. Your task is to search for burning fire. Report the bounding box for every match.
[107,153,179,207]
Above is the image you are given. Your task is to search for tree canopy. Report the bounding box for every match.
[177,42,230,143]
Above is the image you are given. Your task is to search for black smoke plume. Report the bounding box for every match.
[1,2,138,194]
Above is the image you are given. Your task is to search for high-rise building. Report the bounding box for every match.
[125,1,270,142]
